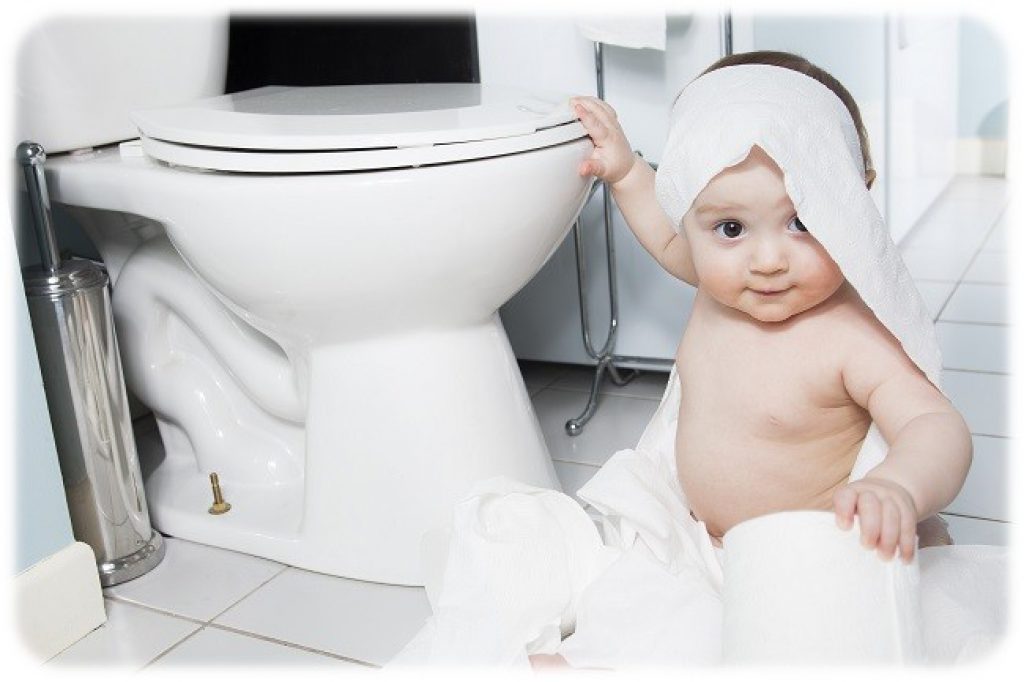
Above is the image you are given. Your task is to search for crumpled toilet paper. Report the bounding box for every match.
[392,478,618,667]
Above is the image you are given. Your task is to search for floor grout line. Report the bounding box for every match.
[935,319,1011,328]
[943,368,1009,376]
[533,384,666,402]
[935,319,1010,328]
[203,564,291,624]
[142,624,207,669]
[202,622,379,667]
[552,458,601,468]
[101,595,208,627]
[941,511,1013,525]
[943,367,1013,376]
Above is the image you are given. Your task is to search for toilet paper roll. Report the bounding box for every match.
[575,14,666,50]
[720,510,924,664]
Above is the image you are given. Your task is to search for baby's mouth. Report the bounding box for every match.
[750,286,793,297]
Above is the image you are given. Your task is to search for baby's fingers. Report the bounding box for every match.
[573,104,611,140]
[833,486,857,531]
[571,96,616,121]
[583,96,618,122]
[855,491,881,550]
[899,512,917,564]
[876,499,901,561]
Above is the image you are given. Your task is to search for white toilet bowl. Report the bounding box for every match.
[44,83,594,584]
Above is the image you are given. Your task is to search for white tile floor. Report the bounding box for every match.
[48,176,1012,669]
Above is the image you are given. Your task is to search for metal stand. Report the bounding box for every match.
[564,42,639,436]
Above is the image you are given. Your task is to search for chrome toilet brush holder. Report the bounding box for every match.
[18,141,165,586]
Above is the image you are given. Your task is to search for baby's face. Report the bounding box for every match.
[682,145,844,323]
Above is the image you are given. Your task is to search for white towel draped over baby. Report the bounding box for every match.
[391,65,1008,667]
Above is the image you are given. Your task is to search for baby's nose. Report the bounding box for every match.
[749,239,788,275]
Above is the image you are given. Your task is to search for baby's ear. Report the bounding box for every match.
[865,168,877,190]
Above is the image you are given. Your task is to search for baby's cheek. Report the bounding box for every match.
[697,270,739,305]
[800,250,844,294]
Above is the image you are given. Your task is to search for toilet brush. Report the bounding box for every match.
[18,141,165,586]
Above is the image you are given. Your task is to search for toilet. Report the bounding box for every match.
[18,17,593,585]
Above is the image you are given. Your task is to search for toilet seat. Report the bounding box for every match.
[132,83,588,173]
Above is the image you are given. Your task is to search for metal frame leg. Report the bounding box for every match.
[564,41,640,437]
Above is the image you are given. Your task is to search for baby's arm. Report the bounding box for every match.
[570,97,698,285]
[836,315,972,562]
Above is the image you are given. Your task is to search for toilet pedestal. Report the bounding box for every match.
[141,315,560,585]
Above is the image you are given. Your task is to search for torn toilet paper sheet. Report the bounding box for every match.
[390,64,1008,667]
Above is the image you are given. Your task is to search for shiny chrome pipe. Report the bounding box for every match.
[18,141,164,586]
[565,43,639,436]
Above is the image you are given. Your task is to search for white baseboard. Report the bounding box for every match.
[14,541,106,662]
[955,137,1007,176]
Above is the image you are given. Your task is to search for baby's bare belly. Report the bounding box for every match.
[675,414,867,539]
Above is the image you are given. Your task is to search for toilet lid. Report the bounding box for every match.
[131,83,588,173]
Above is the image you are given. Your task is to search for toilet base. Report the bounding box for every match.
[137,315,560,586]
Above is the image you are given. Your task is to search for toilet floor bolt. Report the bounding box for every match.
[208,472,231,514]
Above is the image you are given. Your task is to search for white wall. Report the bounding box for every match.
[885,15,959,240]
[958,15,1008,139]
[956,14,1008,176]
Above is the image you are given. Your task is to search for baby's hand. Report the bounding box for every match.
[570,96,639,186]
[833,477,918,563]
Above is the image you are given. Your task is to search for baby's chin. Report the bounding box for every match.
[745,308,796,323]
[741,300,817,324]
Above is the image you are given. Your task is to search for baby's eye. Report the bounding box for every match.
[714,221,746,239]
[787,216,808,233]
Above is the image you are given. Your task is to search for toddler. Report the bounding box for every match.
[570,51,971,564]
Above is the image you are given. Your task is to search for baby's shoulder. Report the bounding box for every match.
[825,290,903,350]
[821,288,927,399]
[797,286,911,374]
[797,285,889,343]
